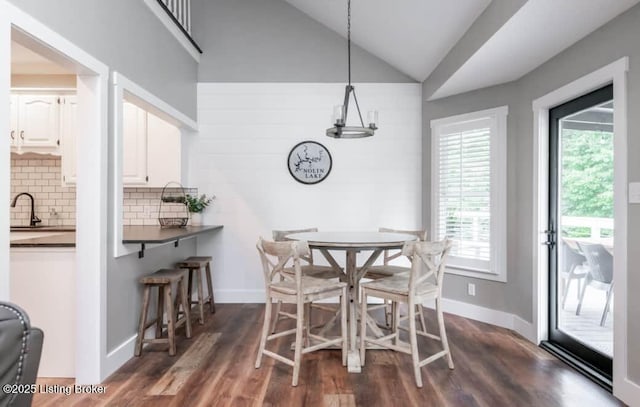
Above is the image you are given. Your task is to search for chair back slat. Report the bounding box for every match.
[402,239,452,295]
[577,242,613,283]
[378,227,427,265]
[257,238,310,294]
[273,228,318,264]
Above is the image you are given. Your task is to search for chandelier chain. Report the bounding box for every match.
[347,0,351,86]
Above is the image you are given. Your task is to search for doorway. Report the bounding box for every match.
[543,84,614,387]
[2,4,109,383]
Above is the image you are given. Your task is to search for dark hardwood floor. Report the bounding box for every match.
[33,304,623,406]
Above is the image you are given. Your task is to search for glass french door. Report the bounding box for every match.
[544,84,614,386]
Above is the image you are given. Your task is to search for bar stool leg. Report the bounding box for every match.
[195,268,205,325]
[205,262,215,313]
[179,277,192,338]
[165,284,177,356]
[156,286,164,339]
[135,286,151,356]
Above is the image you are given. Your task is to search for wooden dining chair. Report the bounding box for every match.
[359,238,454,388]
[273,228,343,279]
[272,228,345,332]
[255,238,348,386]
[364,227,428,330]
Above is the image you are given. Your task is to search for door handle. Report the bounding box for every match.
[10,130,14,140]
[19,131,24,140]
[542,228,556,247]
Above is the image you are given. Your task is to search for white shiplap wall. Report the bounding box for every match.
[193,83,422,302]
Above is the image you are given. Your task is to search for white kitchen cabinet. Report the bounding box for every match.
[15,94,60,149]
[60,96,78,186]
[120,102,181,187]
[122,101,149,185]
[146,112,181,187]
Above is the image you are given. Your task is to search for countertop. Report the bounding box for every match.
[122,225,223,244]
[9,225,223,248]
[10,227,76,247]
[122,225,223,258]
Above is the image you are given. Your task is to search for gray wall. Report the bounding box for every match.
[191,0,414,83]
[423,3,640,382]
[8,0,198,120]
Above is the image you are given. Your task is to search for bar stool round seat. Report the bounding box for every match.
[176,256,215,325]
[135,268,192,357]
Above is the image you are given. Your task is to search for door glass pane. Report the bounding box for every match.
[556,100,613,357]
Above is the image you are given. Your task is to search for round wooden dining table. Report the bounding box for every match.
[285,231,418,372]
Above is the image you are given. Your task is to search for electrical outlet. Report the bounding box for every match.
[467,283,476,296]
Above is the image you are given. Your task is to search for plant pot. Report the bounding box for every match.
[190,212,202,226]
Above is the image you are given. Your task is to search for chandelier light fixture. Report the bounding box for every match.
[326,0,378,139]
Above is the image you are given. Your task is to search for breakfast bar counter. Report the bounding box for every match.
[122,225,223,258]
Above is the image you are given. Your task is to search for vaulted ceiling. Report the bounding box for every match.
[285,0,640,100]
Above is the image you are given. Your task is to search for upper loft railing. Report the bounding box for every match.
[159,0,191,34]
[155,0,202,54]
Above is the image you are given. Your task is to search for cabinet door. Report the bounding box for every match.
[60,96,78,186]
[9,95,18,147]
[146,112,181,187]
[122,102,148,185]
[17,95,60,147]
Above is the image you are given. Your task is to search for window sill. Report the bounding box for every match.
[445,266,507,282]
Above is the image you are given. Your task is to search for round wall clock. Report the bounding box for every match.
[287,141,332,184]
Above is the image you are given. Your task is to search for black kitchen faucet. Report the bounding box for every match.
[10,192,42,227]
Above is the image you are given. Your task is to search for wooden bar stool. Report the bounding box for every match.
[135,269,192,357]
[176,256,215,325]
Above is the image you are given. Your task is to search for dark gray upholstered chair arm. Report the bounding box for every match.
[0,302,44,407]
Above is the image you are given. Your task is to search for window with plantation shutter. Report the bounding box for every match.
[431,106,507,282]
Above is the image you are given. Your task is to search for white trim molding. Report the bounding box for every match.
[1,0,110,384]
[112,72,198,258]
[143,0,200,63]
[423,298,536,343]
[431,106,508,282]
[531,57,631,403]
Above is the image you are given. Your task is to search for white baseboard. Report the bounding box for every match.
[512,315,537,343]
[103,334,137,380]
[614,378,640,407]
[423,297,536,344]
[216,290,537,343]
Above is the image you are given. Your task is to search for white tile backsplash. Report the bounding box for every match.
[10,157,76,227]
[122,187,196,225]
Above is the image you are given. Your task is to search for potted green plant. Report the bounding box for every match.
[184,194,214,225]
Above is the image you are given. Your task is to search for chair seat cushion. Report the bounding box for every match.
[361,276,438,298]
[283,265,343,279]
[271,276,346,296]
[365,265,410,279]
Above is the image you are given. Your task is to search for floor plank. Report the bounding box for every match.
[32,304,624,407]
